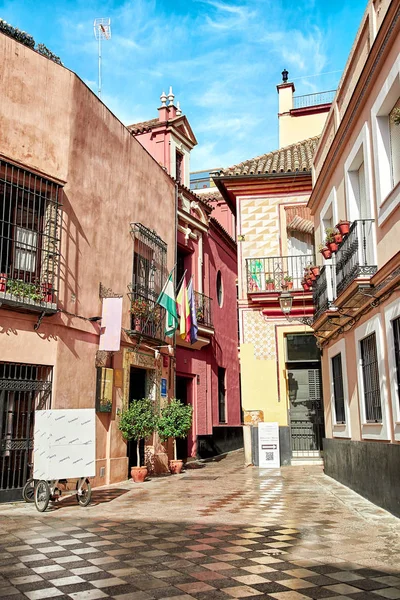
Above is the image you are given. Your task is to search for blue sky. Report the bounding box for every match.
[1,0,367,170]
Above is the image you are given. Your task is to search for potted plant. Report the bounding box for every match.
[6,279,43,302]
[302,279,311,292]
[118,397,157,482]
[283,275,293,290]
[336,220,351,236]
[310,266,319,277]
[325,228,339,253]
[196,306,205,323]
[157,398,193,474]
[130,298,149,331]
[319,243,332,260]
[0,273,7,292]
[265,277,275,291]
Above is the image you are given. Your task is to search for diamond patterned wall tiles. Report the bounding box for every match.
[243,311,276,360]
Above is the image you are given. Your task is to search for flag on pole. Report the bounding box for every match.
[176,277,191,341]
[187,278,198,344]
[156,270,178,337]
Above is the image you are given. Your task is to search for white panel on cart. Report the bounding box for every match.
[33,409,96,480]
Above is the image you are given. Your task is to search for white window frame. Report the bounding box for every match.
[343,122,377,267]
[355,314,390,440]
[384,298,400,442]
[371,54,400,225]
[328,339,351,438]
[319,187,337,302]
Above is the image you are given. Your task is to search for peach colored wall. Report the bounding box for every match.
[0,33,176,486]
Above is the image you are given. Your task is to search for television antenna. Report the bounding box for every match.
[93,17,111,98]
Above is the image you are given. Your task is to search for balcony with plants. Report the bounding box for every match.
[312,219,378,329]
[246,254,315,296]
[194,290,213,330]
[0,160,61,314]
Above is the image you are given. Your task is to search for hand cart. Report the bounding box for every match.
[29,409,96,512]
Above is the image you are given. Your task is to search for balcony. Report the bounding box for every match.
[194,291,213,329]
[246,254,315,294]
[293,90,336,109]
[313,264,335,322]
[335,219,377,297]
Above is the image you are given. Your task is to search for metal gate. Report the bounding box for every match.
[288,368,325,457]
[0,362,52,502]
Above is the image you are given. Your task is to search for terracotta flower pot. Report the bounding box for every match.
[334,233,343,244]
[266,283,275,291]
[327,241,338,253]
[311,266,320,277]
[0,273,7,292]
[169,459,183,474]
[302,282,311,292]
[131,466,148,483]
[310,272,317,281]
[284,281,293,290]
[306,278,313,287]
[336,221,350,236]
[320,247,332,260]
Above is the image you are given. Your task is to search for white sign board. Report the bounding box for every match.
[33,409,96,480]
[258,422,280,468]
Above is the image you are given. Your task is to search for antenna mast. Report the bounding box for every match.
[93,17,111,98]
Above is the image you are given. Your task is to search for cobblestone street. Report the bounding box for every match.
[1,451,400,600]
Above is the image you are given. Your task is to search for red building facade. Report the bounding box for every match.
[129,90,242,458]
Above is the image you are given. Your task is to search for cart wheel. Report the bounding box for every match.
[22,478,35,503]
[35,480,50,512]
[76,478,91,507]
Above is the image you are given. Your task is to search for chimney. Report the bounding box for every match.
[277,69,295,115]
[277,69,295,147]
[158,90,168,122]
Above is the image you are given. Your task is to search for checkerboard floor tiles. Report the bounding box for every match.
[0,451,400,600]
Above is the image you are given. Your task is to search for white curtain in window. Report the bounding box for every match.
[15,227,37,272]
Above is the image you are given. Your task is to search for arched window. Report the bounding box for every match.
[216,270,223,307]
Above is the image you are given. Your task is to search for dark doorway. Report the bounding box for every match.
[127,367,146,474]
[288,366,325,456]
[176,376,189,460]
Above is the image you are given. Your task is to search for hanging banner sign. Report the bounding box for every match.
[258,422,280,468]
[99,297,123,352]
[161,378,167,397]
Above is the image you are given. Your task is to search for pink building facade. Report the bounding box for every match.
[0,31,177,501]
[129,91,242,458]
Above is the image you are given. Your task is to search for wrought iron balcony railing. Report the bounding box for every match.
[335,220,377,297]
[293,90,336,109]
[312,264,335,322]
[128,287,164,341]
[246,254,315,294]
[194,291,213,329]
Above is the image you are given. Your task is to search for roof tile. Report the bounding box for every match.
[218,136,319,176]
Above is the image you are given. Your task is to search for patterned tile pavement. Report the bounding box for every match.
[0,451,400,600]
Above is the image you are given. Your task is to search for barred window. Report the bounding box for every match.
[0,159,61,306]
[331,353,345,423]
[129,223,167,340]
[360,333,382,422]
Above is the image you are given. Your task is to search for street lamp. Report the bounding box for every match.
[278,290,313,326]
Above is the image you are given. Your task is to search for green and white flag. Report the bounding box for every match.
[156,270,178,337]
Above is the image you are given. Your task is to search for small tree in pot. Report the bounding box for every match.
[118,398,157,482]
[157,398,193,474]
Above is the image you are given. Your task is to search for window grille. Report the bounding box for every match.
[331,353,346,423]
[176,151,184,184]
[360,333,382,422]
[129,223,167,339]
[218,367,226,423]
[0,159,61,306]
[389,98,400,188]
[393,316,400,406]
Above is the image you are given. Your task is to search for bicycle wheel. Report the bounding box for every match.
[35,480,50,512]
[22,478,35,503]
[76,478,91,507]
